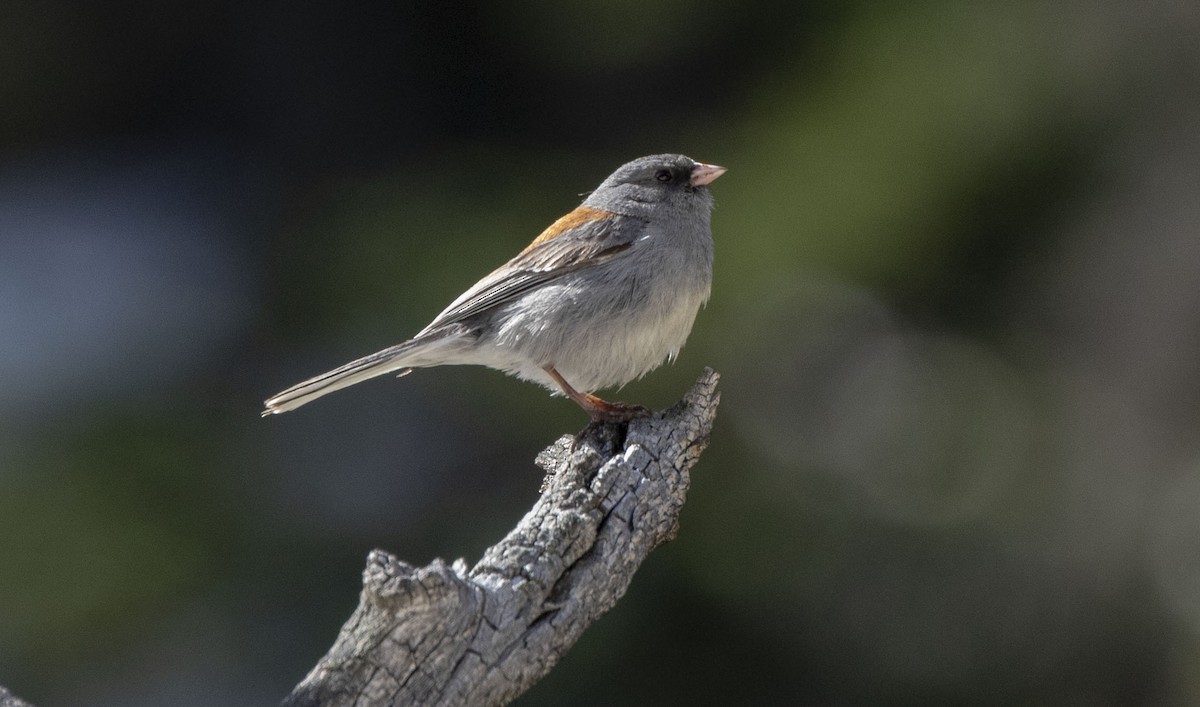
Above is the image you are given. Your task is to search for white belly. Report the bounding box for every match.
[476,270,710,394]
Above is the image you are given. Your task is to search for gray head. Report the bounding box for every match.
[583,154,726,217]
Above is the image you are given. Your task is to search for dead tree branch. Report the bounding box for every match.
[283,368,721,706]
[0,370,719,707]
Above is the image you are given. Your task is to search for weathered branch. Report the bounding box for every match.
[283,368,721,707]
[0,370,718,707]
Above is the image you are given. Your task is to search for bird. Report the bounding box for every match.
[262,153,725,422]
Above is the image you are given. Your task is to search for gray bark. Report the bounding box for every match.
[283,368,721,707]
[0,369,718,707]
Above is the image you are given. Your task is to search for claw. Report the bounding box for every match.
[542,365,653,423]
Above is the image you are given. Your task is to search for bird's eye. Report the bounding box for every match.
[655,169,673,182]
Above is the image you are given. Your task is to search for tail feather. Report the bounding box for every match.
[263,339,423,415]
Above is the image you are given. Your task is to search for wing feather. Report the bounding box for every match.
[416,208,639,335]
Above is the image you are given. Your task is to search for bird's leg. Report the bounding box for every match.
[543,366,651,423]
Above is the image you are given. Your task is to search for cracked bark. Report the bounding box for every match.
[0,369,718,707]
[282,368,721,707]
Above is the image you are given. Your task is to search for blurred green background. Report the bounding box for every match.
[3,0,1200,704]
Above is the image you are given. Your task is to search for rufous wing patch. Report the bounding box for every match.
[520,206,615,255]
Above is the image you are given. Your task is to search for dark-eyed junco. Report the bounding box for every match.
[263,154,725,421]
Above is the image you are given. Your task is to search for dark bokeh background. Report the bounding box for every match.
[3,1,1200,704]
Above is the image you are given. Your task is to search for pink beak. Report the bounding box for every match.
[689,162,727,187]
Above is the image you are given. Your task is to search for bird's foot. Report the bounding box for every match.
[582,397,652,423]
